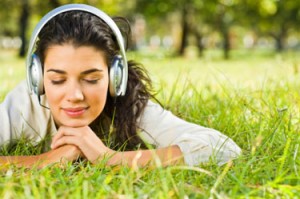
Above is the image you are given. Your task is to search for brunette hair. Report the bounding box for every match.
[36,11,154,150]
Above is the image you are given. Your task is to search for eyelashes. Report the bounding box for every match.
[51,80,65,85]
[51,79,100,85]
[83,79,99,84]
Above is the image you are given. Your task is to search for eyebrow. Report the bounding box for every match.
[46,68,103,75]
[46,69,66,74]
[81,68,103,75]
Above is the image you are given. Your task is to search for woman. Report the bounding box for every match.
[0,4,241,168]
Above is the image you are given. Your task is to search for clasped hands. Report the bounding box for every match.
[41,125,115,167]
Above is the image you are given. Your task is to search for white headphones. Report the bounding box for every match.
[26,4,128,98]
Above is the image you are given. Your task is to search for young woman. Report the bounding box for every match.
[0,4,241,168]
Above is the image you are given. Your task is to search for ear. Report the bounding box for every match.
[29,54,44,96]
[109,55,124,97]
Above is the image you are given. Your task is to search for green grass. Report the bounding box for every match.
[0,49,300,198]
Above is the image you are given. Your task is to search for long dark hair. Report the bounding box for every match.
[36,11,154,150]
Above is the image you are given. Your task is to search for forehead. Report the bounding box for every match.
[44,44,108,70]
[45,43,104,56]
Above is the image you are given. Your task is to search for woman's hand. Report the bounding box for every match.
[50,126,183,168]
[39,144,82,167]
[51,126,113,164]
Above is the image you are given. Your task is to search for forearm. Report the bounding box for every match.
[106,145,184,167]
[0,145,80,168]
[0,155,42,168]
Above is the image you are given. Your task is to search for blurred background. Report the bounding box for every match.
[0,0,300,59]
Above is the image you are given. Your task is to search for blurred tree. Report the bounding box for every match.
[135,0,300,58]
[0,0,20,36]
[198,0,240,59]
[0,0,31,56]
[0,0,132,57]
[135,0,238,59]
[19,0,30,57]
[18,0,63,57]
[2,0,298,58]
[244,0,300,51]
[135,0,195,56]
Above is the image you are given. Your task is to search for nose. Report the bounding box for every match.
[66,82,84,102]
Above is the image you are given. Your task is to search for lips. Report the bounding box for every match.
[62,107,89,117]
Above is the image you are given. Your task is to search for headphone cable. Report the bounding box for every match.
[38,95,50,110]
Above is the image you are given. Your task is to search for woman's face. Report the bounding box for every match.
[43,44,109,128]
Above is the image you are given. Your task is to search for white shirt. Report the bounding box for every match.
[0,80,241,166]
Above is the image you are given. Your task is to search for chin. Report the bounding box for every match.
[62,119,92,128]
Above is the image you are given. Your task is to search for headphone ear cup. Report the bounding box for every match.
[29,54,44,96]
[109,55,124,97]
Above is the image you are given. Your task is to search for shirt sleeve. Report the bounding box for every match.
[0,80,56,146]
[137,100,242,166]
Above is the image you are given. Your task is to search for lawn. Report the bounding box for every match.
[0,48,299,198]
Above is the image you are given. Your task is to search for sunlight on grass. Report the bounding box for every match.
[0,49,300,198]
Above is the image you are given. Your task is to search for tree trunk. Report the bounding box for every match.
[221,28,230,59]
[215,4,231,59]
[194,30,204,57]
[275,36,284,52]
[18,0,30,57]
[178,5,189,56]
[275,30,286,52]
[271,24,287,52]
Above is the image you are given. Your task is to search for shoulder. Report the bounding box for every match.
[139,100,193,126]
[142,100,168,116]
[0,80,54,144]
[1,80,30,105]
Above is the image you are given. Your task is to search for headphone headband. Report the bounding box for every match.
[26,4,128,96]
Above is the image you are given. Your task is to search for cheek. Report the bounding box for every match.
[44,82,61,106]
[88,83,109,108]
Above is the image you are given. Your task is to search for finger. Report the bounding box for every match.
[51,136,80,149]
[51,126,77,146]
[51,126,67,144]
[51,132,62,146]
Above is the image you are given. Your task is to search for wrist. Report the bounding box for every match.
[105,150,122,166]
[104,150,144,167]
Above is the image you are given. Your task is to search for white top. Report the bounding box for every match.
[0,80,241,166]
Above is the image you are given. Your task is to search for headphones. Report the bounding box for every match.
[26,4,128,98]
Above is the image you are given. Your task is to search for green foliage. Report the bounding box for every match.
[1,49,300,197]
[1,0,300,58]
[0,0,23,36]
[242,0,300,46]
